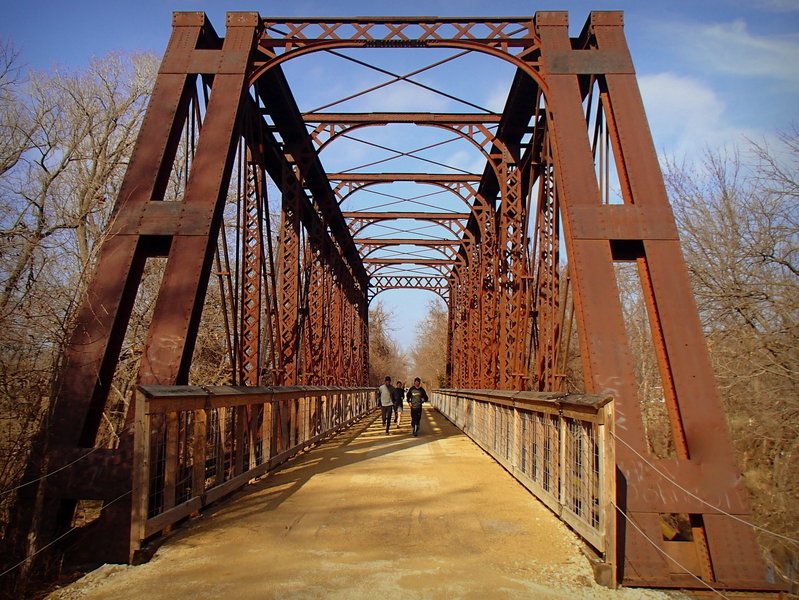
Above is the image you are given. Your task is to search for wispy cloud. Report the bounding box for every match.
[638,72,760,158]
[665,18,799,83]
[484,86,509,113]
[343,79,453,112]
[729,0,799,12]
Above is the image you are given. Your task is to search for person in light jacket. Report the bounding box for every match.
[378,376,394,434]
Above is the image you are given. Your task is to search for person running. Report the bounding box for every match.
[378,375,394,434]
[405,377,428,437]
[391,380,405,428]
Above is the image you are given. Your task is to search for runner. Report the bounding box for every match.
[405,377,428,437]
[392,380,405,428]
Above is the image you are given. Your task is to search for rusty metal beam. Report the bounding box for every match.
[344,211,470,220]
[369,274,450,301]
[533,9,774,591]
[255,67,369,290]
[356,238,461,246]
[329,173,480,182]
[362,258,454,265]
[303,112,503,123]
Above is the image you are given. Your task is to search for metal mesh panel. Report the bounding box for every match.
[147,418,167,518]
[205,408,221,489]
[431,390,611,553]
[175,411,193,505]
[563,418,600,528]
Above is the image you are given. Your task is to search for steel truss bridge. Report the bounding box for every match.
[7,11,781,594]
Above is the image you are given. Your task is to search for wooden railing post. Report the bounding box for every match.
[130,390,151,562]
[598,399,617,587]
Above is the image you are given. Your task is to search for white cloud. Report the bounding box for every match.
[638,72,760,159]
[669,19,799,82]
[484,86,509,112]
[445,149,485,174]
[344,79,452,112]
[734,0,799,12]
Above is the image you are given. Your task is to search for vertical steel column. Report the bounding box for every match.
[536,11,771,589]
[359,298,369,384]
[447,269,464,387]
[537,11,669,584]
[475,202,500,389]
[445,276,456,387]
[451,261,473,387]
[276,163,302,385]
[339,275,351,384]
[137,14,261,387]
[300,241,325,384]
[531,145,562,391]
[594,12,767,588]
[328,268,345,384]
[464,247,481,387]
[496,154,531,389]
[239,155,265,385]
[341,284,355,383]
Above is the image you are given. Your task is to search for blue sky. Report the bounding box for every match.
[2,0,798,350]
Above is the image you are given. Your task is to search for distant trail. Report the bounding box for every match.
[48,408,676,600]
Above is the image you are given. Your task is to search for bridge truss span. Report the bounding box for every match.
[8,10,780,595]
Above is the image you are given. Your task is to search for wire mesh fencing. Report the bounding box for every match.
[431,389,615,560]
[131,385,375,554]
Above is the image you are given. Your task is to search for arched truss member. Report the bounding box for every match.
[306,116,508,166]
[343,212,471,239]
[332,174,479,207]
[11,11,776,595]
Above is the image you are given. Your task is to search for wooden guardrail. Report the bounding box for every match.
[431,388,615,576]
[131,385,375,557]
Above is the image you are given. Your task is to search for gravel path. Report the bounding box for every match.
[47,407,684,600]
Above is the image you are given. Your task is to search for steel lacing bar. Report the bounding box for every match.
[321,48,495,114]
[336,133,473,175]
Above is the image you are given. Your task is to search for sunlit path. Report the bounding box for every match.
[49,408,671,600]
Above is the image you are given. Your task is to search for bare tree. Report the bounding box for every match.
[0,51,158,316]
[368,300,407,386]
[0,50,158,543]
[663,133,799,586]
[613,262,675,459]
[0,40,32,178]
[408,298,448,388]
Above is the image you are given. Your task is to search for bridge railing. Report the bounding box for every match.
[131,385,375,555]
[431,389,615,562]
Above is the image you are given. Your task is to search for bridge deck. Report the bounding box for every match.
[49,408,668,600]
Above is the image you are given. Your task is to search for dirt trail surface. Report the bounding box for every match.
[48,407,682,600]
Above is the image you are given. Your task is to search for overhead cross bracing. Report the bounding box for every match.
[6,11,781,596]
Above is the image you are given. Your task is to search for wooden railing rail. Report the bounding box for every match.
[131,385,375,557]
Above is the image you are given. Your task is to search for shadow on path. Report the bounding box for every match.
[187,405,455,530]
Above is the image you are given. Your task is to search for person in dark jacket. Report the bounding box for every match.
[405,377,428,437]
[391,380,405,428]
